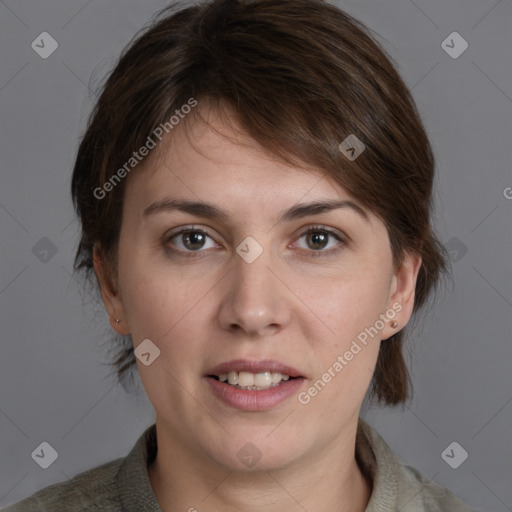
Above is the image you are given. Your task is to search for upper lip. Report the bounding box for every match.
[206,359,304,378]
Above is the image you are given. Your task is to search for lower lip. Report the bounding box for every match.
[205,377,305,411]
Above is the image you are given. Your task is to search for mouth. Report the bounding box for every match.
[208,371,298,391]
[204,359,305,410]
[206,359,304,388]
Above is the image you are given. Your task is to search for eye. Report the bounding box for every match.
[293,226,346,256]
[166,228,218,254]
[164,225,347,258]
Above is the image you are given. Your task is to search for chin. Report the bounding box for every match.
[205,434,308,474]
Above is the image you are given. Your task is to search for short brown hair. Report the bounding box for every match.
[71,0,447,405]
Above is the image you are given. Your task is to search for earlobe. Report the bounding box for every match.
[381,252,422,340]
[92,244,129,335]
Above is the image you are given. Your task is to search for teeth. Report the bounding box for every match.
[254,372,272,387]
[217,371,292,390]
[238,371,254,387]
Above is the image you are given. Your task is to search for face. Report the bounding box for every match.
[95,106,420,472]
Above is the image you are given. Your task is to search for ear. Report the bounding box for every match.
[381,251,422,341]
[92,243,129,335]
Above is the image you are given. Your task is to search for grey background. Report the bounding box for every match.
[0,0,510,510]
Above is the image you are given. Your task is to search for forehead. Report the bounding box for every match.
[124,105,354,211]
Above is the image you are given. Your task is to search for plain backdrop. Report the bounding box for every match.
[0,0,511,510]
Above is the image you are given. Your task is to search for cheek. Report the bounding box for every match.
[118,252,175,337]
[297,265,391,341]
[308,346,379,428]
[119,258,212,410]
[294,264,390,401]
[299,277,385,416]
[118,253,215,359]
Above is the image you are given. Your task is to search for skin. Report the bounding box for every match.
[94,104,421,512]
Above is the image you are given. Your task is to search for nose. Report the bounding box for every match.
[217,246,291,338]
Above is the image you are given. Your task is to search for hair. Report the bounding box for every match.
[71,0,448,405]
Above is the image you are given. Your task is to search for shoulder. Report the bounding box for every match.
[2,458,124,512]
[397,463,478,511]
[3,424,159,512]
[357,419,479,512]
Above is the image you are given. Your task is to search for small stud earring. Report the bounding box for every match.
[115,318,120,324]
[390,320,398,329]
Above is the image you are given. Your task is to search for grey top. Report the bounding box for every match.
[3,419,477,511]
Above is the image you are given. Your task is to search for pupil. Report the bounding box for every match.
[308,232,327,250]
[185,231,204,250]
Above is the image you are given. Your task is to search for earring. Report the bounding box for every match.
[390,320,398,329]
[116,318,120,324]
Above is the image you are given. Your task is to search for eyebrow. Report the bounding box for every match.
[143,198,369,223]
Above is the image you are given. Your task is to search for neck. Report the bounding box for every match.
[148,420,372,512]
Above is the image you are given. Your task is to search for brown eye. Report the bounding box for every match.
[294,226,346,257]
[305,231,329,250]
[181,231,207,250]
[167,229,217,254]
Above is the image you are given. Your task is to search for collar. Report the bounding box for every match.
[116,422,160,511]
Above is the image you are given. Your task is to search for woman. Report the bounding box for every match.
[5,0,477,510]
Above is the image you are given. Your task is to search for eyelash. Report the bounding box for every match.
[164,225,347,259]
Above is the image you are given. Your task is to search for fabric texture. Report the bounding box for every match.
[3,419,477,511]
